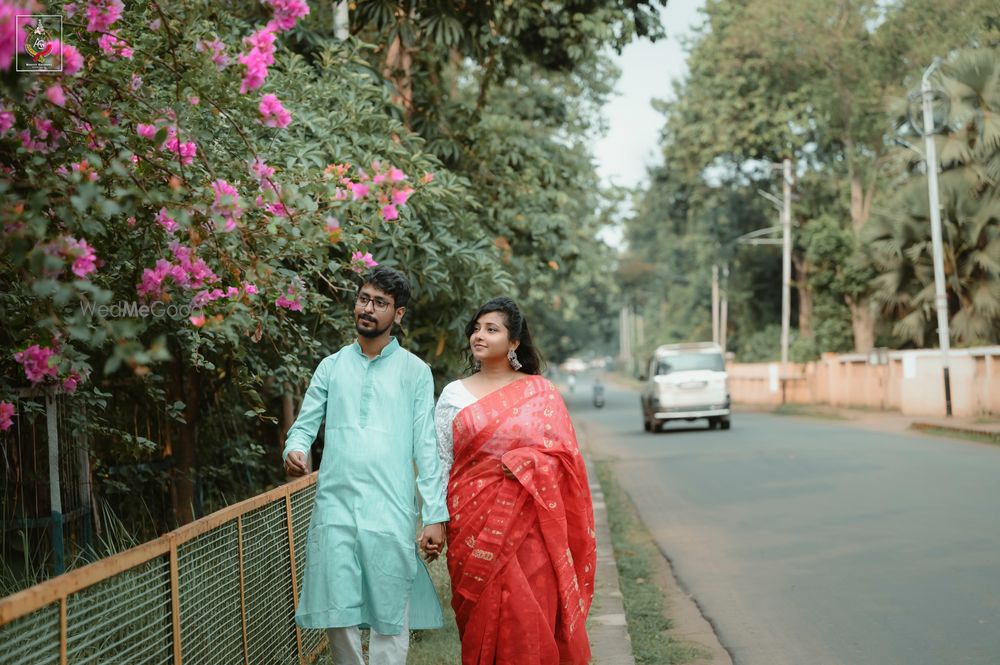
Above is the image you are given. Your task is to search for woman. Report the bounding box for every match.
[434,297,596,665]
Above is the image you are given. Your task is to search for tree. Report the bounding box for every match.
[865,48,1000,346]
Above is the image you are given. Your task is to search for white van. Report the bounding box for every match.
[640,343,731,432]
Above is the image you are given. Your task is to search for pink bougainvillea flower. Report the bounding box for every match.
[188,95,199,105]
[0,104,14,135]
[389,167,406,182]
[52,40,84,75]
[266,202,288,218]
[136,123,156,139]
[127,216,136,227]
[66,237,98,277]
[149,17,161,31]
[62,370,82,394]
[196,38,229,70]
[70,160,99,182]
[85,0,124,33]
[421,172,435,184]
[0,8,34,71]
[45,84,66,107]
[391,187,413,206]
[258,93,291,128]
[155,207,178,233]
[210,179,244,230]
[238,29,276,94]
[242,282,259,295]
[381,204,399,221]
[265,0,310,32]
[350,251,378,273]
[249,157,275,182]
[276,285,303,311]
[14,344,59,384]
[0,401,14,431]
[97,31,133,60]
[190,313,206,328]
[350,182,369,200]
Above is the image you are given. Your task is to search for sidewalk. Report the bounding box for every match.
[761,402,1000,443]
[581,436,636,665]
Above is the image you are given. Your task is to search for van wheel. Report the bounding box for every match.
[708,417,719,430]
[720,418,731,430]
[643,416,652,432]
[652,420,664,433]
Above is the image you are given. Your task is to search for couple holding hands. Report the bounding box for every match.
[282,267,595,665]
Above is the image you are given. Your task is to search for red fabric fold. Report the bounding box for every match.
[447,376,596,665]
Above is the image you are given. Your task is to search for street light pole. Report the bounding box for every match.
[780,158,793,366]
[921,57,953,417]
[712,264,720,345]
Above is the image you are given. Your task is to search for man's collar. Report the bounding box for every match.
[351,336,400,359]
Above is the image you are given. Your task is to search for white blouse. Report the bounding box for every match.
[434,379,477,495]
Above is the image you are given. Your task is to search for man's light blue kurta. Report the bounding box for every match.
[281,337,448,635]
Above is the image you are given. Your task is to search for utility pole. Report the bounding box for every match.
[780,158,793,366]
[711,264,720,345]
[334,2,349,39]
[720,263,729,354]
[921,58,953,416]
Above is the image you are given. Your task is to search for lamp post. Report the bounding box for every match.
[919,57,953,417]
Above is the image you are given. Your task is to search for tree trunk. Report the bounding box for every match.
[171,357,200,526]
[793,251,813,338]
[383,33,414,127]
[846,295,876,353]
[847,167,878,351]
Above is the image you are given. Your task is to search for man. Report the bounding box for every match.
[282,266,447,665]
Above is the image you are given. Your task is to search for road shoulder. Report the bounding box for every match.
[579,420,732,665]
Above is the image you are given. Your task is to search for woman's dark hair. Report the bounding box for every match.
[464,297,544,375]
[360,266,411,309]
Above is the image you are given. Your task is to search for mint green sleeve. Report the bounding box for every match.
[282,357,330,463]
[413,364,449,524]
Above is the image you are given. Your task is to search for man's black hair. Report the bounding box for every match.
[360,266,411,309]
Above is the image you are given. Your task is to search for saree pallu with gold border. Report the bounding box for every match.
[447,375,596,665]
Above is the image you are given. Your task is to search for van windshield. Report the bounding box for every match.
[656,353,724,375]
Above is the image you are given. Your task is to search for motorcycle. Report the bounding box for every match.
[592,380,605,408]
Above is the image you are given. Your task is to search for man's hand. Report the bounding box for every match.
[284,451,308,477]
[418,523,447,563]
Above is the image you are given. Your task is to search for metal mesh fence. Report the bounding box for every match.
[243,501,298,664]
[178,522,243,664]
[65,556,173,663]
[0,475,323,665]
[290,483,325,659]
[0,602,60,665]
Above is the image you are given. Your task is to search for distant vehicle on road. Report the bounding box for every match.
[561,357,587,374]
[640,343,731,432]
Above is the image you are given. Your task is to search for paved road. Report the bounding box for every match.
[567,376,1000,665]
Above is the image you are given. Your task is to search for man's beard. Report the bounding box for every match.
[356,314,391,339]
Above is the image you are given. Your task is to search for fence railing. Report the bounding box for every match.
[0,473,324,665]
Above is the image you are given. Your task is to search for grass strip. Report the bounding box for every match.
[910,423,1000,446]
[595,460,706,665]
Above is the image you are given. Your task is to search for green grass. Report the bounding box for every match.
[407,559,462,665]
[909,424,1000,446]
[595,461,707,665]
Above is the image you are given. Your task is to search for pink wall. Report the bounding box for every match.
[728,347,1000,417]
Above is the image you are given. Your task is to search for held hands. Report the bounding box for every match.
[418,523,447,563]
[284,451,309,477]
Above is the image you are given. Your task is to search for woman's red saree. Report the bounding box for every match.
[447,375,596,665]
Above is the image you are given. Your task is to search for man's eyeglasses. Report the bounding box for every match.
[356,294,393,312]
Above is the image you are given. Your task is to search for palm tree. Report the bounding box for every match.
[866,48,1000,346]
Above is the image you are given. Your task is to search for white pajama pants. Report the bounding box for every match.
[326,604,410,665]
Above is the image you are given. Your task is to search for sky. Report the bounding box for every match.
[593,0,707,245]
